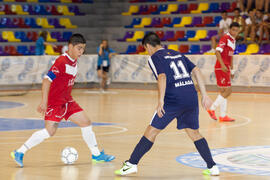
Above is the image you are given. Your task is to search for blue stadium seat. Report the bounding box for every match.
[188,45,200,54]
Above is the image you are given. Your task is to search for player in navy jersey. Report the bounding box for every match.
[11,34,115,167]
[115,32,219,176]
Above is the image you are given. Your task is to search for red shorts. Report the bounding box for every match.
[45,101,83,122]
[215,69,231,87]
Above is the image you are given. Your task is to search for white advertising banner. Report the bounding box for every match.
[0,55,269,87]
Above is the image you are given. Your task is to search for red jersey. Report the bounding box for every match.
[45,53,77,106]
[215,33,236,69]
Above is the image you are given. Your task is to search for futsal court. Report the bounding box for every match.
[0,88,270,180]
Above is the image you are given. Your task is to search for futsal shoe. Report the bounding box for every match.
[115,161,137,176]
[10,150,24,167]
[219,115,235,122]
[203,165,220,176]
[207,110,217,120]
[92,150,115,162]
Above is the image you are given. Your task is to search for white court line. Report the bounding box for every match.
[83,90,118,94]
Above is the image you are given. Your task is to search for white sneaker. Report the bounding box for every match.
[115,161,137,176]
[203,165,220,176]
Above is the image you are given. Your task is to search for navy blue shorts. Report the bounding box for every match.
[150,105,199,130]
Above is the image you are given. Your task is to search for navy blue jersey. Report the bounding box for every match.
[148,48,198,107]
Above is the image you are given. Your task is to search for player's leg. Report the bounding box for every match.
[101,70,108,90]
[185,128,219,176]
[219,87,235,121]
[68,110,115,162]
[11,120,57,167]
[115,110,174,176]
[97,68,105,91]
[115,125,161,175]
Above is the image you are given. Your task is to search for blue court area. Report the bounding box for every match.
[0,101,24,110]
[0,118,117,131]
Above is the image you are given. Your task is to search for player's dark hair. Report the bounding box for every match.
[221,10,227,14]
[234,8,241,12]
[142,32,161,47]
[68,33,86,45]
[230,22,240,28]
[39,31,48,41]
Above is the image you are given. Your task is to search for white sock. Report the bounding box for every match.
[17,129,50,154]
[220,98,227,117]
[81,126,100,156]
[210,95,225,111]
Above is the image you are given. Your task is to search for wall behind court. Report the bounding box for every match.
[0,55,269,87]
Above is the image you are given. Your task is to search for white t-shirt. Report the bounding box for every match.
[219,18,232,33]
[245,17,252,25]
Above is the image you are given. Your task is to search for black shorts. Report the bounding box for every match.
[97,65,110,72]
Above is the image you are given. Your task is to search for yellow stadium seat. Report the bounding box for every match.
[174,16,192,27]
[45,45,60,55]
[60,18,77,28]
[191,3,209,14]
[2,31,21,42]
[46,33,57,42]
[168,44,179,51]
[57,5,74,16]
[27,0,38,2]
[37,18,54,28]
[122,5,139,16]
[160,4,178,14]
[139,51,148,55]
[11,5,29,15]
[3,0,15,2]
[239,44,259,55]
[126,31,144,42]
[188,30,207,41]
[133,17,151,28]
[61,0,72,3]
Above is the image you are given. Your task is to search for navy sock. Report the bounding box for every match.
[194,138,216,168]
[129,136,153,165]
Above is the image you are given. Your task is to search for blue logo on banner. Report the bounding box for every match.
[253,57,270,83]
[132,58,146,80]
[176,146,270,176]
[196,57,205,69]
[114,57,128,79]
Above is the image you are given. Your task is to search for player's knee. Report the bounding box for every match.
[46,128,56,137]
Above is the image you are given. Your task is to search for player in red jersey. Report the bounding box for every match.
[207,22,240,122]
[11,34,115,167]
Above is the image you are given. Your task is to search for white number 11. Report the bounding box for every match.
[170,60,189,80]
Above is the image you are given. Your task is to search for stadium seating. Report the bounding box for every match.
[59,18,77,28]
[134,17,151,28]
[45,45,60,55]
[191,3,208,14]
[126,31,144,41]
[167,44,178,51]
[188,30,207,41]
[239,44,259,55]
[174,16,192,27]
[2,31,21,42]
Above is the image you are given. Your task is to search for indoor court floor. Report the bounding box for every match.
[0,89,270,180]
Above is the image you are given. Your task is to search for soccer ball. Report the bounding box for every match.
[61,147,78,164]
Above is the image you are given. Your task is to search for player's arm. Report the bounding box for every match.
[37,78,51,114]
[157,73,166,118]
[192,67,213,110]
[98,44,103,56]
[230,56,235,78]
[215,50,228,72]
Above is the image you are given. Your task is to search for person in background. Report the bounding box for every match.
[233,8,246,41]
[244,9,256,43]
[259,11,270,43]
[35,31,57,55]
[251,9,264,43]
[209,11,232,53]
[97,40,117,92]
